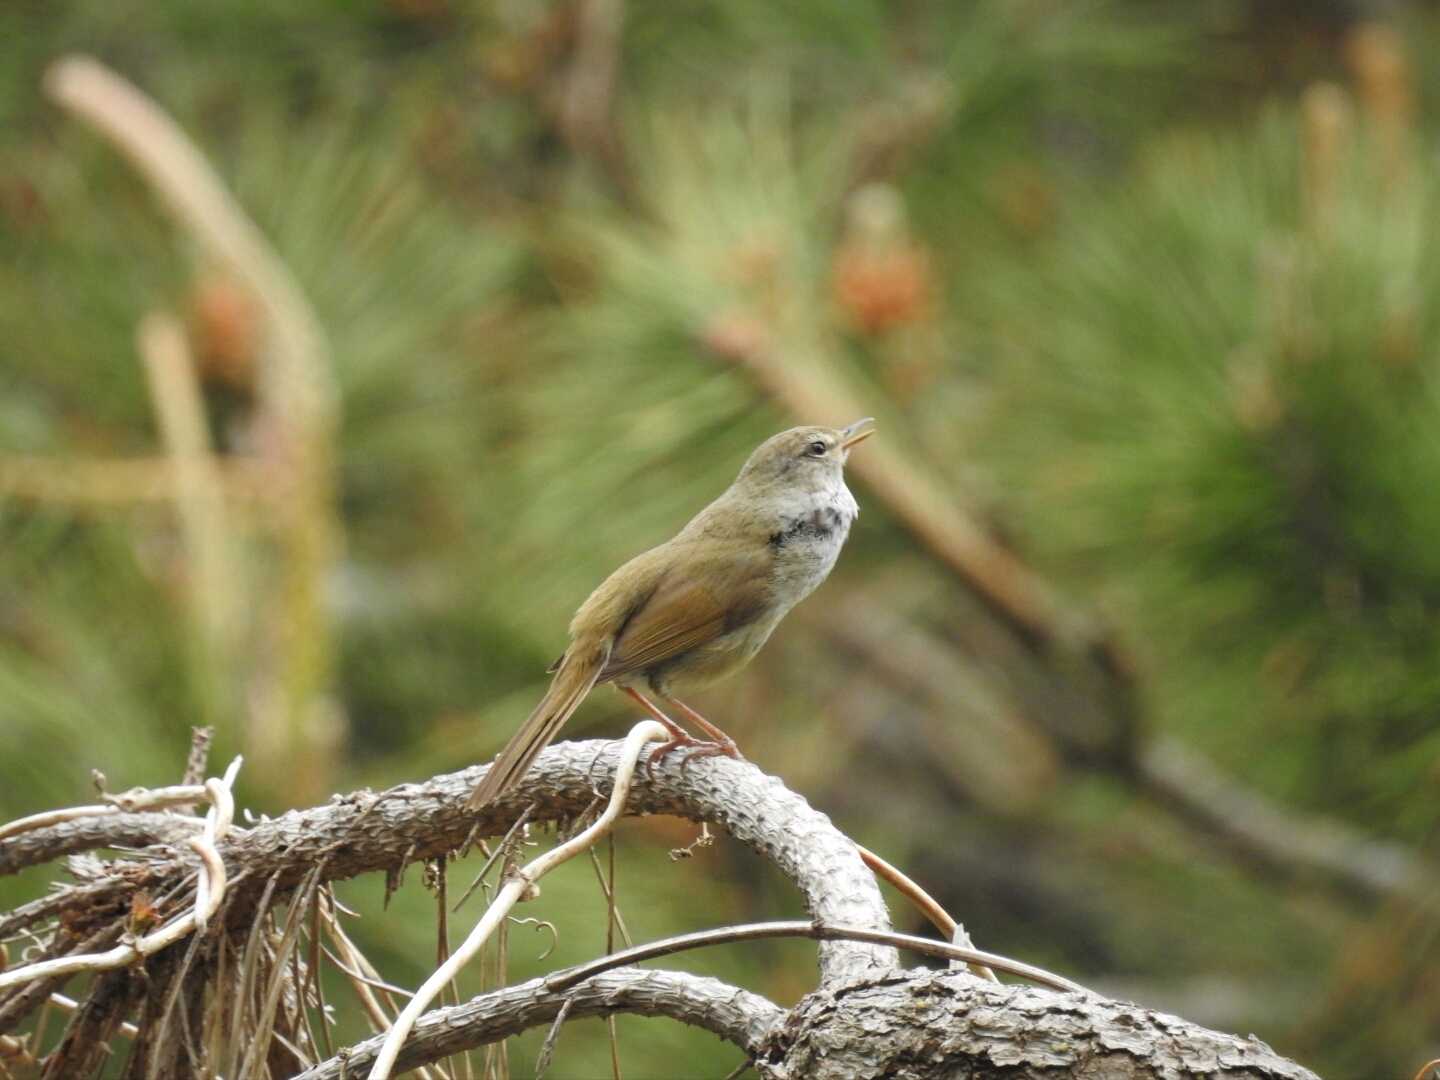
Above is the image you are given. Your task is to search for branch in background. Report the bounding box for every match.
[294,968,783,1080]
[1137,735,1435,903]
[43,57,336,433]
[0,455,271,506]
[46,55,344,804]
[137,312,244,663]
[702,327,1142,772]
[815,595,1061,811]
[825,597,1437,908]
[555,0,633,201]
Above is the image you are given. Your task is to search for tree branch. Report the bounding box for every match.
[368,720,667,1079]
[771,969,1321,1080]
[0,812,202,877]
[1138,734,1435,902]
[3,740,896,986]
[543,921,1089,996]
[293,968,783,1080]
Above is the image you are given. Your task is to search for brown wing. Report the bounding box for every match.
[600,547,772,683]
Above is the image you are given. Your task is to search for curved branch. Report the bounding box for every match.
[22,741,896,985]
[544,921,1090,995]
[294,968,783,1080]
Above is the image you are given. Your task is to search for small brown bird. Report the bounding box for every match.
[467,418,876,809]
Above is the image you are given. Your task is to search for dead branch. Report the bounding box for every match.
[0,740,896,990]
[826,596,1438,908]
[773,970,1319,1080]
[294,968,784,1080]
[367,720,668,1079]
[0,812,202,877]
[542,921,1088,995]
[0,757,239,993]
[0,738,1325,1079]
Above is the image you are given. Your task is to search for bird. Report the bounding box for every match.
[466,418,876,809]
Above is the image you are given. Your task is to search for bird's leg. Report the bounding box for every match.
[661,696,745,770]
[619,686,705,773]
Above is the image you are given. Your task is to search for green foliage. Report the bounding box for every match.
[2,1,1438,1076]
[988,109,1440,839]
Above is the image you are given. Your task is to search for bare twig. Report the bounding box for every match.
[0,787,206,841]
[0,757,240,993]
[0,812,205,878]
[453,805,534,913]
[532,995,575,1080]
[366,720,668,1080]
[545,921,1090,997]
[856,845,998,983]
[316,896,446,1080]
[181,727,216,789]
[44,994,138,1039]
[295,969,784,1080]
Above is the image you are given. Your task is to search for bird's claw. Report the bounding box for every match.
[676,739,745,774]
[644,734,744,777]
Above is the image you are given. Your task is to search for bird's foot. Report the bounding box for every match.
[644,729,744,777]
[643,729,704,776]
[673,733,745,774]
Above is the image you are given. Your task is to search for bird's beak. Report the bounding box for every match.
[839,417,876,450]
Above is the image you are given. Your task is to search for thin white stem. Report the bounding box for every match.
[0,757,242,992]
[366,721,667,1080]
[46,993,140,1039]
[0,786,207,840]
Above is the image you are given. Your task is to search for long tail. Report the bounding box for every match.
[466,643,609,810]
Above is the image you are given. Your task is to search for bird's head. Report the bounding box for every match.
[735,418,875,489]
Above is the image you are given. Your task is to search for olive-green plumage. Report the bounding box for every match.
[466,419,874,809]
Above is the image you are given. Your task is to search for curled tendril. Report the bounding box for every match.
[508,916,560,961]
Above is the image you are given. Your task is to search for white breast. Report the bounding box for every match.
[766,479,858,611]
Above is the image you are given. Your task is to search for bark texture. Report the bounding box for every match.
[293,968,783,1080]
[763,971,1322,1080]
[0,740,894,987]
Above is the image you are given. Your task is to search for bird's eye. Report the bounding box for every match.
[807,440,828,457]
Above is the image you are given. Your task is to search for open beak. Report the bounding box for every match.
[839,417,876,450]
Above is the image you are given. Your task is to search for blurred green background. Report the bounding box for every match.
[3,1,1440,1076]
